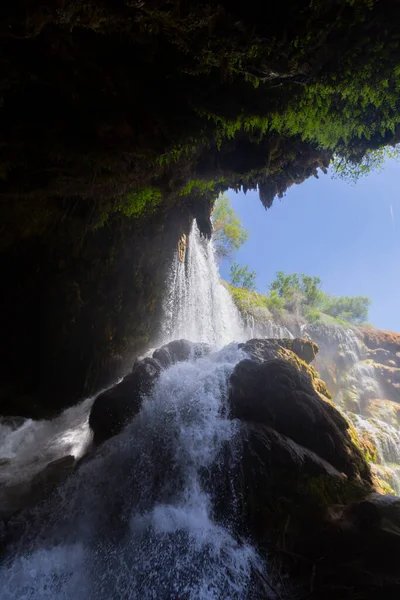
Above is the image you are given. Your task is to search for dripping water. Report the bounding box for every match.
[162,220,244,347]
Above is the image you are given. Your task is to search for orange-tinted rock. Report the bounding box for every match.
[361,328,400,354]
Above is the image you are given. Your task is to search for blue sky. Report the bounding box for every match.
[220,160,400,332]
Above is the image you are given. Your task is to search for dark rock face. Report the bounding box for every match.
[227,338,400,599]
[240,337,318,365]
[230,357,369,480]
[152,339,211,369]
[0,207,193,418]
[89,357,162,446]
[89,340,211,445]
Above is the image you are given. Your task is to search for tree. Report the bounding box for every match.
[212,194,248,259]
[269,271,323,309]
[332,144,400,183]
[229,262,257,291]
[268,271,371,324]
[321,295,371,324]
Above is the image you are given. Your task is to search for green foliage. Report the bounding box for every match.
[93,187,162,229]
[305,308,323,324]
[179,179,225,197]
[269,271,323,312]
[265,289,285,316]
[321,294,371,324]
[119,187,162,218]
[212,195,248,259]
[203,62,400,156]
[332,144,400,183]
[229,262,257,291]
[267,271,371,324]
[227,285,270,314]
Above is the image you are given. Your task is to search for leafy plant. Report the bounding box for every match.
[212,195,249,259]
[332,144,400,183]
[119,187,162,218]
[267,271,371,324]
[321,295,371,323]
[229,262,257,291]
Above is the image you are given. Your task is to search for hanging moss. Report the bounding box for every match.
[119,187,162,218]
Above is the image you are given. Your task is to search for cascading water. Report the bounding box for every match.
[0,220,268,598]
[305,322,400,494]
[0,346,264,599]
[162,220,244,347]
[1,213,400,599]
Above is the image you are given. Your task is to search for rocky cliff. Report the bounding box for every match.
[2,0,400,415]
[233,298,400,495]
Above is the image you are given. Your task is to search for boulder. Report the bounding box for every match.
[152,339,211,369]
[89,357,161,445]
[229,357,368,479]
[239,337,318,365]
[361,328,400,354]
[226,342,400,599]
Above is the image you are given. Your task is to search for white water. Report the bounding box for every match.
[305,322,400,493]
[0,221,267,598]
[1,215,399,598]
[162,221,244,347]
[0,399,93,488]
[0,346,264,599]
[244,312,294,341]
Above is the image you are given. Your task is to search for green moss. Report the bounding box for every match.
[119,187,162,218]
[348,422,378,468]
[179,178,225,197]
[305,308,323,323]
[376,478,395,495]
[227,284,270,314]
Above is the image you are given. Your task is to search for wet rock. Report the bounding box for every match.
[368,361,400,402]
[347,492,400,531]
[239,337,317,365]
[298,493,400,594]
[0,455,75,519]
[230,357,368,479]
[366,347,394,366]
[89,357,162,445]
[226,342,400,600]
[152,339,211,369]
[361,328,400,354]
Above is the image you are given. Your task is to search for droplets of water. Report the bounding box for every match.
[162,221,244,347]
[0,345,264,599]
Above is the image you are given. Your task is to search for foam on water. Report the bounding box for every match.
[0,345,264,599]
[0,398,93,488]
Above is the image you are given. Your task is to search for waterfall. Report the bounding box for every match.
[0,346,264,599]
[1,214,400,598]
[305,322,400,494]
[161,221,244,347]
[0,223,267,598]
